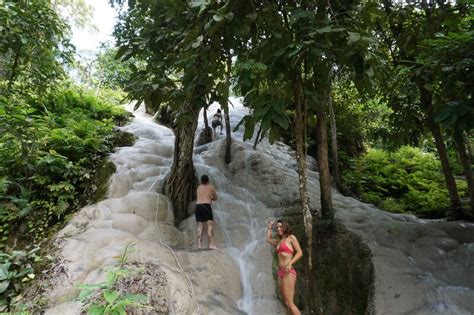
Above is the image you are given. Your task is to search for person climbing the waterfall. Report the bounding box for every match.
[211,109,223,141]
[195,174,218,250]
[267,219,303,315]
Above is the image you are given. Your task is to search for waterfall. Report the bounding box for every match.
[44,97,474,314]
[118,98,474,314]
[193,99,286,313]
[115,99,286,314]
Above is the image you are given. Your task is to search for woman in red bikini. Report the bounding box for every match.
[266,219,303,315]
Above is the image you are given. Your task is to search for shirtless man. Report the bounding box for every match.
[211,109,223,141]
[195,174,218,249]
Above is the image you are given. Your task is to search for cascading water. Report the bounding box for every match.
[114,99,286,314]
[192,100,285,314]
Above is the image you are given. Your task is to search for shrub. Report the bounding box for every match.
[0,246,42,311]
[341,146,455,217]
[0,87,128,246]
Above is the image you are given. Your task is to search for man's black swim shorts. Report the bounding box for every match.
[212,120,222,128]
[195,203,213,222]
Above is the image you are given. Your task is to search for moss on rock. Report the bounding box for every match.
[90,160,116,203]
[281,205,374,315]
[91,129,136,203]
[111,129,136,148]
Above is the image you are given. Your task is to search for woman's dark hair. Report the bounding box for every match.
[201,174,209,184]
[276,220,292,238]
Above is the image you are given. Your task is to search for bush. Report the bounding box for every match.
[341,146,457,217]
[0,246,42,311]
[0,87,128,247]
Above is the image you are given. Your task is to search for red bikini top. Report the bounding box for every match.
[276,239,294,255]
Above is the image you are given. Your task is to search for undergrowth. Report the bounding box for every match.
[341,146,468,218]
[0,86,130,310]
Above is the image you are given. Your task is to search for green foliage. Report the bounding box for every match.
[417,8,474,134]
[77,243,149,315]
[94,47,134,90]
[342,146,459,217]
[0,87,127,246]
[0,0,73,96]
[329,75,393,160]
[0,246,42,311]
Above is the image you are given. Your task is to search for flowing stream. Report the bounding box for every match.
[44,98,474,315]
[193,100,286,313]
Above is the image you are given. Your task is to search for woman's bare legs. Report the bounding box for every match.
[280,274,300,315]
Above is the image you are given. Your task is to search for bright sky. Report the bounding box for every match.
[71,0,117,52]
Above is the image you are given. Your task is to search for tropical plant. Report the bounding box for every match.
[0,88,127,246]
[77,243,149,315]
[0,246,41,311]
[341,146,468,217]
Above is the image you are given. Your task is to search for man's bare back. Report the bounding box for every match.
[195,175,218,249]
[196,183,217,204]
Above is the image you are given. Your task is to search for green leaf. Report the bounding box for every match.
[0,280,10,293]
[347,32,361,44]
[78,288,94,301]
[268,127,279,144]
[273,47,287,57]
[213,14,223,22]
[260,114,271,131]
[106,271,117,288]
[115,46,132,60]
[272,32,282,39]
[123,294,149,303]
[272,112,289,129]
[0,263,11,281]
[253,104,270,117]
[88,304,106,315]
[192,35,204,48]
[104,290,120,304]
[16,267,34,279]
[434,108,453,124]
[189,0,208,8]
[243,117,256,141]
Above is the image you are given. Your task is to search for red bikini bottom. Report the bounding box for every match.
[277,267,297,279]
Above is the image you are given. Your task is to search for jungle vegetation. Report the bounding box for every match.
[0,0,472,312]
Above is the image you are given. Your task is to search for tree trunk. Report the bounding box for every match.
[164,104,200,225]
[419,85,461,212]
[316,106,333,219]
[7,45,22,92]
[253,125,262,150]
[202,105,212,144]
[465,132,474,164]
[453,129,474,215]
[222,57,232,164]
[293,72,314,272]
[328,90,341,191]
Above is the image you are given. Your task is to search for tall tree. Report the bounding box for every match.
[111,0,249,224]
[419,9,474,215]
[0,0,73,95]
[328,88,341,190]
[378,0,468,214]
[234,1,378,311]
[195,0,251,163]
[111,0,199,224]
